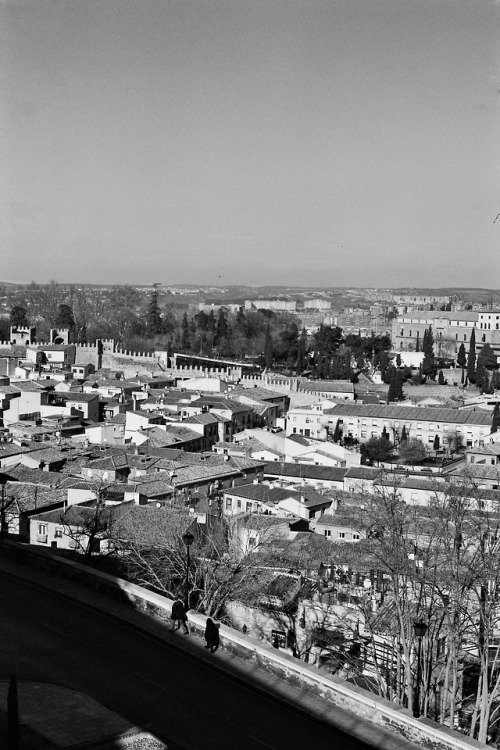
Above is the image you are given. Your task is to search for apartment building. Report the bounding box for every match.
[325,403,493,448]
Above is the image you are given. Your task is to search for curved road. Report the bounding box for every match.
[0,567,383,750]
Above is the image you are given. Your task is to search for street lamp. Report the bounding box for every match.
[413,621,428,718]
[182,531,194,611]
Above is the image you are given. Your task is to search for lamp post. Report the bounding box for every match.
[182,531,194,611]
[413,621,428,718]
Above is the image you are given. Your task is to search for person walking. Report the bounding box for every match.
[204,617,220,653]
[171,599,189,634]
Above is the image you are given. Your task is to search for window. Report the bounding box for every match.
[38,524,47,535]
[324,529,331,538]
[271,630,287,648]
[55,528,63,538]
[338,531,345,539]
[361,431,367,438]
[353,533,360,540]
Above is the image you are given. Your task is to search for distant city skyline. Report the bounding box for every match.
[2,0,499,288]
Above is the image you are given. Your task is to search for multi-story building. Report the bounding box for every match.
[245,299,297,312]
[392,310,500,362]
[303,299,332,310]
[391,293,450,308]
[325,403,493,449]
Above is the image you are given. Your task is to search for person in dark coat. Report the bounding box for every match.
[171,600,189,634]
[204,617,220,653]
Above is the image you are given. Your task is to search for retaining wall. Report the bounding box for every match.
[0,541,484,750]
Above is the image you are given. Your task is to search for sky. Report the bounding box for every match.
[1,0,499,288]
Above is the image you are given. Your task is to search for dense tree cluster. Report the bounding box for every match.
[3,283,396,377]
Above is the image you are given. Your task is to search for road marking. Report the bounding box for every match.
[135,673,170,693]
[246,735,276,749]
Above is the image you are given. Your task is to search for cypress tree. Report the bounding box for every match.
[146,286,162,335]
[181,312,190,351]
[388,370,397,402]
[215,308,228,346]
[396,370,405,401]
[467,327,476,383]
[422,326,436,380]
[332,420,343,443]
[8,673,19,750]
[401,425,408,443]
[457,343,467,383]
[457,342,467,369]
[492,403,500,434]
[415,330,420,352]
[263,324,273,369]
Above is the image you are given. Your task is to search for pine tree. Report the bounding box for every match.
[55,303,75,329]
[477,343,497,371]
[467,327,476,383]
[10,305,28,327]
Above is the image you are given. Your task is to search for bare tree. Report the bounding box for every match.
[112,508,284,619]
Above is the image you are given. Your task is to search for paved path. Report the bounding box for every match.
[0,552,415,750]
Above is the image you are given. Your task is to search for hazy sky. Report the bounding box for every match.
[2,0,499,288]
